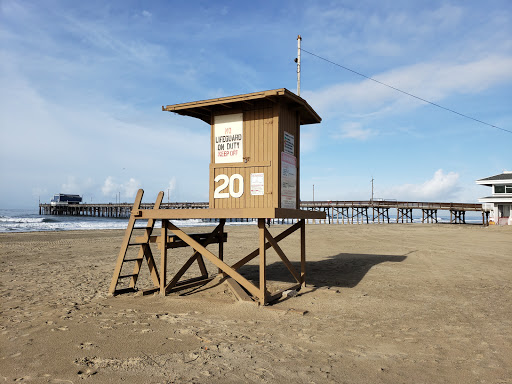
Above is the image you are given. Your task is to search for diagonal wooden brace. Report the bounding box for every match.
[264,227,301,283]
[164,221,225,293]
[231,221,302,271]
[165,222,261,299]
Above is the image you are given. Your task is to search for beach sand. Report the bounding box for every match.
[1,224,511,383]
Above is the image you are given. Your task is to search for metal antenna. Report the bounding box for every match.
[296,35,302,96]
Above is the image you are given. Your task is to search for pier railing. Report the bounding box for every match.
[39,200,488,225]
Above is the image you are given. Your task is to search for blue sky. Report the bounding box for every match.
[1,0,511,208]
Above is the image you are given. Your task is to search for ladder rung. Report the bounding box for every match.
[128,242,148,246]
[124,258,144,262]
[118,274,137,279]
[133,226,151,230]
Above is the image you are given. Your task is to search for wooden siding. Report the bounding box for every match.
[278,104,300,209]
[210,106,275,209]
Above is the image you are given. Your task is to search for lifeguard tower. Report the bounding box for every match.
[109,88,325,305]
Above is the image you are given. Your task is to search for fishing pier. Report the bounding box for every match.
[39,200,488,225]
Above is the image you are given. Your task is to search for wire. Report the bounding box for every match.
[301,48,512,135]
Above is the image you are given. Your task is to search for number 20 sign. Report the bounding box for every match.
[214,174,244,199]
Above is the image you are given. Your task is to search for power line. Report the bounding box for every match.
[301,48,512,135]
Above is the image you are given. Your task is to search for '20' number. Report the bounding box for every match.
[214,174,244,199]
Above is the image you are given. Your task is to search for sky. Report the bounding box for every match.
[1,0,511,208]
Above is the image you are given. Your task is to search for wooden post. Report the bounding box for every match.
[218,219,225,274]
[300,219,306,286]
[258,218,266,305]
[160,219,168,295]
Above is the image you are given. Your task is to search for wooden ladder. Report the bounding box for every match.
[108,189,162,295]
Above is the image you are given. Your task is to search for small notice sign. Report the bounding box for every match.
[281,152,297,209]
[250,173,265,195]
[284,132,295,155]
[214,113,243,163]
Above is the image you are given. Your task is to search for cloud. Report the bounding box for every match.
[61,176,94,194]
[331,122,374,140]
[101,176,117,196]
[306,56,512,119]
[101,177,140,199]
[167,177,176,193]
[31,186,48,199]
[385,169,460,201]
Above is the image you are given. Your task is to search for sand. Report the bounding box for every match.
[1,223,511,383]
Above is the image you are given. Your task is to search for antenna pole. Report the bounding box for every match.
[371,178,374,203]
[297,35,302,96]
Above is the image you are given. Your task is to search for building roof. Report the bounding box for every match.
[476,172,512,186]
[478,196,512,203]
[162,88,321,125]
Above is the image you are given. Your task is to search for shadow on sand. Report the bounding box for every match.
[237,251,410,289]
[178,251,411,301]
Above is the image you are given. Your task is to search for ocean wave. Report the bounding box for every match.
[0,217,45,224]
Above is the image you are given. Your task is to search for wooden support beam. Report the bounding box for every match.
[258,218,267,306]
[164,221,225,293]
[267,283,302,303]
[167,276,214,293]
[160,220,168,295]
[225,276,253,302]
[300,219,306,285]
[231,221,302,270]
[264,227,301,283]
[166,222,261,299]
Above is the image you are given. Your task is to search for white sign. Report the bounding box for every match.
[214,113,243,163]
[284,132,295,155]
[250,173,265,195]
[281,152,297,209]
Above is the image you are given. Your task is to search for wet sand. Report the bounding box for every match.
[1,224,511,383]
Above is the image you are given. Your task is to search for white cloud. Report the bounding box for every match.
[167,177,176,194]
[31,186,48,199]
[61,176,94,194]
[385,169,460,201]
[101,176,118,197]
[101,176,140,199]
[331,122,374,140]
[306,56,512,119]
[123,178,140,199]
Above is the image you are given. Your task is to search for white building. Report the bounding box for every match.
[476,171,512,225]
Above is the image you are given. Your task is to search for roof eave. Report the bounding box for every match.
[162,88,321,125]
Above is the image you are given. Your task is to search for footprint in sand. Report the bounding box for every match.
[78,342,95,350]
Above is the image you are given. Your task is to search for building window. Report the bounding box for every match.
[494,184,512,193]
[498,205,511,218]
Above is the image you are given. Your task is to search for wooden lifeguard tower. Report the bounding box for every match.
[109,88,325,305]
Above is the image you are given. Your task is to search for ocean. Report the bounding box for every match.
[0,208,485,233]
[0,208,237,233]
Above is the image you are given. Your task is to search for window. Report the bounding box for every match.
[494,184,512,193]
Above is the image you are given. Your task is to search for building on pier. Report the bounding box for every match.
[50,193,82,206]
[476,171,512,225]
